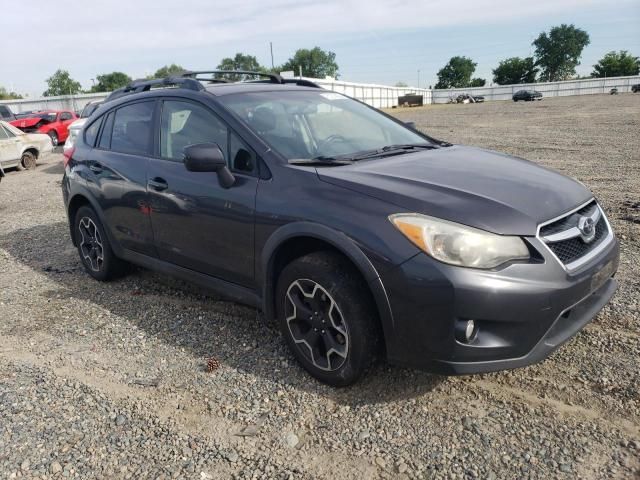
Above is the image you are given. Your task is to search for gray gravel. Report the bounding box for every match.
[1,94,639,479]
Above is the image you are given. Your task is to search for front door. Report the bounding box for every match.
[147,99,258,288]
[0,124,22,167]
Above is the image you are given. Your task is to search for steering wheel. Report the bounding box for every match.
[315,134,350,154]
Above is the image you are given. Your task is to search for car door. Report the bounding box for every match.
[147,98,258,288]
[59,111,75,141]
[85,100,157,257]
[0,124,21,167]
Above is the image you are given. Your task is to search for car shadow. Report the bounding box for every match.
[40,161,64,175]
[0,221,446,405]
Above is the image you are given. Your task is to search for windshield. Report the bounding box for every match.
[217,90,432,160]
[81,103,100,118]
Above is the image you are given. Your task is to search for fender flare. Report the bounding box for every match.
[261,222,395,344]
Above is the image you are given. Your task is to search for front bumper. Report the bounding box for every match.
[380,235,619,374]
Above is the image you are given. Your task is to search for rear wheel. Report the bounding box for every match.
[48,130,58,147]
[276,252,380,386]
[20,151,37,170]
[74,206,128,281]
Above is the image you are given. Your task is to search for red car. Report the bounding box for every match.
[10,110,78,146]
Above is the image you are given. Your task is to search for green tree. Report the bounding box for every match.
[43,70,82,97]
[152,64,187,78]
[280,47,339,78]
[591,50,640,78]
[90,72,132,92]
[470,78,486,87]
[492,57,538,85]
[394,81,408,87]
[533,24,590,81]
[434,56,477,89]
[0,86,23,100]
[216,53,265,81]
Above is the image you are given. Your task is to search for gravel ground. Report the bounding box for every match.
[1,94,638,479]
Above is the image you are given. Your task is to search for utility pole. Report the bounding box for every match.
[299,66,302,78]
[417,70,420,89]
[270,42,274,70]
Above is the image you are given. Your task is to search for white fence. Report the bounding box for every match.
[431,75,640,103]
[3,75,638,113]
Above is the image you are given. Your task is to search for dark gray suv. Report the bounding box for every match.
[62,72,619,386]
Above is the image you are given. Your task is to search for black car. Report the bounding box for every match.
[62,71,619,386]
[632,84,640,93]
[513,90,543,101]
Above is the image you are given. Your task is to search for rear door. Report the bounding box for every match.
[0,124,21,166]
[86,100,156,256]
[146,98,258,287]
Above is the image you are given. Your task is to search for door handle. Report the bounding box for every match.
[89,163,103,173]
[148,177,168,191]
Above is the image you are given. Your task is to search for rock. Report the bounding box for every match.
[375,457,386,469]
[20,460,30,471]
[226,451,239,463]
[559,463,572,473]
[284,432,299,449]
[358,430,370,441]
[51,462,63,474]
[115,415,127,426]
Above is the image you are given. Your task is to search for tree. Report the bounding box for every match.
[43,70,82,97]
[280,47,338,78]
[0,86,22,100]
[434,56,477,89]
[394,81,408,87]
[470,78,486,87]
[533,24,590,81]
[591,50,640,78]
[492,57,538,85]
[152,64,186,78]
[216,53,265,81]
[90,72,132,92]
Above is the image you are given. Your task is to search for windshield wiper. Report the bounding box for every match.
[288,156,354,166]
[348,143,438,161]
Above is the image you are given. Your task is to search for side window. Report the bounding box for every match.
[0,106,10,118]
[60,112,73,121]
[228,131,256,173]
[160,100,228,161]
[98,112,115,149]
[2,125,15,138]
[0,126,8,140]
[110,102,154,156]
[84,117,103,147]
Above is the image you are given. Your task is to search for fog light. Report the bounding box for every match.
[456,319,478,344]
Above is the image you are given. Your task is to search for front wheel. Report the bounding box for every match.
[74,206,128,281]
[48,130,58,147]
[276,252,380,386]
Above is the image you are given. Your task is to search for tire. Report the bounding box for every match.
[74,206,128,281]
[276,251,380,386]
[48,130,58,147]
[20,151,37,170]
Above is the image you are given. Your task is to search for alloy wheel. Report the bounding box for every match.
[78,217,104,272]
[284,279,349,371]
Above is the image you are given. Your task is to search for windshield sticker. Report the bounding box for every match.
[320,92,344,101]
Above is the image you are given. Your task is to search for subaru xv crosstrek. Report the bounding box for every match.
[62,72,619,386]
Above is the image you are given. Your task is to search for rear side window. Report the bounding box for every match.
[84,118,102,147]
[98,112,115,149]
[110,102,154,156]
[60,112,73,121]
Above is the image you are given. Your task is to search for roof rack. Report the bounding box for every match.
[183,70,285,84]
[105,76,204,102]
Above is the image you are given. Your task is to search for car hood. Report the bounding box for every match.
[317,145,592,236]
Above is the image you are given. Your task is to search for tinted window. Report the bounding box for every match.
[98,112,115,149]
[160,100,228,161]
[0,106,10,118]
[229,131,255,173]
[84,118,102,147]
[110,102,154,156]
[60,112,73,121]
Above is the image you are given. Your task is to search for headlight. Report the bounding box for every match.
[389,213,530,269]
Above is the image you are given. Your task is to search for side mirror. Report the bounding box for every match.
[405,121,416,129]
[184,143,235,188]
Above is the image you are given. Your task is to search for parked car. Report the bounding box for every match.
[10,110,78,146]
[513,90,543,101]
[0,104,16,122]
[64,101,105,158]
[62,72,619,386]
[631,84,640,93]
[0,120,53,171]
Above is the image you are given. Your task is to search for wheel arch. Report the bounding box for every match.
[261,222,395,350]
[66,193,116,251]
[20,147,39,159]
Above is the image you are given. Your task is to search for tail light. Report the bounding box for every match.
[63,146,75,167]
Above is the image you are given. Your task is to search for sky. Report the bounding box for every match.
[2,0,639,97]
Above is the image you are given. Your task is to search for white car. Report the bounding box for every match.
[0,120,53,170]
[63,101,103,158]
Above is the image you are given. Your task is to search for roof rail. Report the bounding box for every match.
[105,76,204,102]
[183,70,285,84]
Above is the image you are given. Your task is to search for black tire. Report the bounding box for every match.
[276,251,380,387]
[48,130,58,147]
[21,151,37,170]
[74,206,128,281]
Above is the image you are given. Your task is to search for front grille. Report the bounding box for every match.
[540,200,611,268]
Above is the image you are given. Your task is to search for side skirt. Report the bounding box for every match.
[120,249,261,308]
